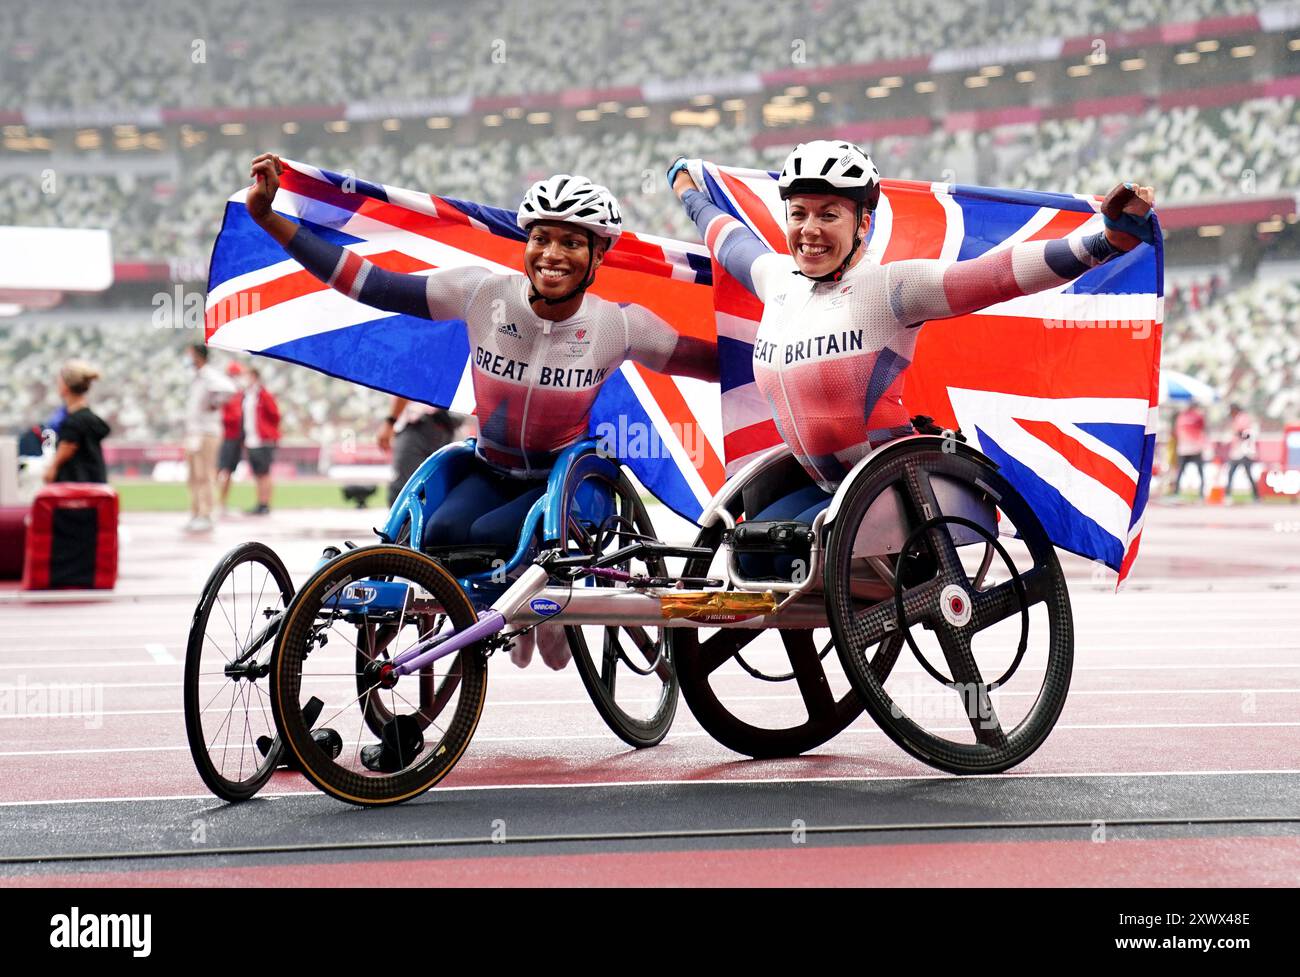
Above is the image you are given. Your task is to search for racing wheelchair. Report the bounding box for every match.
[183,438,680,803]
[667,434,1074,770]
[186,433,1074,806]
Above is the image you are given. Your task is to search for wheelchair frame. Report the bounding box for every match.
[187,432,1075,806]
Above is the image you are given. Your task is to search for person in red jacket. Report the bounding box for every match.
[216,361,246,516]
[242,366,280,515]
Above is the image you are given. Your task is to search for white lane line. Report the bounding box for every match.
[2,768,1299,808]
[143,644,177,665]
[3,722,1300,757]
[7,649,1300,670]
[4,687,1296,722]
[0,662,181,671]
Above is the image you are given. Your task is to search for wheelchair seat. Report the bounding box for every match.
[419,543,517,579]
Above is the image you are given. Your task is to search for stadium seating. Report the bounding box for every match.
[9,95,1300,261]
[1163,276,1300,422]
[0,0,1260,109]
[2,0,1295,440]
[6,264,1297,443]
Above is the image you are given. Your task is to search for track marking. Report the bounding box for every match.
[0,662,181,671]
[143,644,176,665]
[2,768,1299,808]
[4,659,1300,673]
[3,687,1297,722]
[4,815,1300,867]
[5,722,1300,758]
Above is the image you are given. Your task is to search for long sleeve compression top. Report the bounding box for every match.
[680,187,1122,490]
[285,226,717,475]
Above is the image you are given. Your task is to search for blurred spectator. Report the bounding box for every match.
[1173,405,1208,498]
[44,360,109,484]
[216,361,245,516]
[184,343,236,532]
[379,397,461,505]
[0,315,392,446]
[1225,402,1260,502]
[242,366,280,515]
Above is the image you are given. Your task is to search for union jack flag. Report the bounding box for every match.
[698,164,1162,585]
[204,159,727,522]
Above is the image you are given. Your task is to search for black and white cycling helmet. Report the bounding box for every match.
[777,140,881,211]
[517,174,624,242]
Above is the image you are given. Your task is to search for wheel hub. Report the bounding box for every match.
[939,584,972,628]
[363,658,400,690]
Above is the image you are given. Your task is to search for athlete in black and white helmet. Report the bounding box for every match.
[247,153,715,683]
[517,174,623,306]
[775,140,881,283]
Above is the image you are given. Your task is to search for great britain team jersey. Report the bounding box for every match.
[285,227,716,475]
[681,188,1121,492]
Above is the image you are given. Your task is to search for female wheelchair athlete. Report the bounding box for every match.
[183,437,679,803]
[185,431,1075,807]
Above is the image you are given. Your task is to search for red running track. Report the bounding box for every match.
[1,504,1298,884]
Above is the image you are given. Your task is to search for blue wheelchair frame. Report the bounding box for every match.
[377,437,620,608]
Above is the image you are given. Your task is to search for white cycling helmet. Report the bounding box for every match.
[777,140,881,211]
[517,174,623,242]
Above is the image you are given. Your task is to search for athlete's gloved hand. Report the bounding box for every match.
[1101,182,1157,251]
[667,157,706,197]
[247,152,284,224]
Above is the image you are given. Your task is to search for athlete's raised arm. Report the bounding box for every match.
[886,183,1157,327]
[620,302,719,382]
[246,153,487,322]
[667,158,788,303]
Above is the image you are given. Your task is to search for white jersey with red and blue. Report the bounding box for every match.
[681,188,1122,491]
[286,226,716,475]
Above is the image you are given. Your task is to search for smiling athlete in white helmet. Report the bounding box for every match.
[246,155,716,680]
[668,141,1156,531]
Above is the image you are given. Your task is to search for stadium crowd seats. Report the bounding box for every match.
[4,263,1296,443]
[0,0,1260,109]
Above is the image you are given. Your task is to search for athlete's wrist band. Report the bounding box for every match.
[666,157,691,189]
[1102,211,1156,246]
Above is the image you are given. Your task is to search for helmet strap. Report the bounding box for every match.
[528,231,600,307]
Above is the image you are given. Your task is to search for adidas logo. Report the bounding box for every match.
[499,321,520,337]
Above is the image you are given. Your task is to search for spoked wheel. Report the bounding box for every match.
[668,521,874,759]
[561,468,678,748]
[184,541,294,802]
[825,443,1073,774]
[271,545,488,807]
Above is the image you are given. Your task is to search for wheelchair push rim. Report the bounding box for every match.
[560,468,679,749]
[824,444,1074,775]
[669,519,869,759]
[271,545,488,807]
